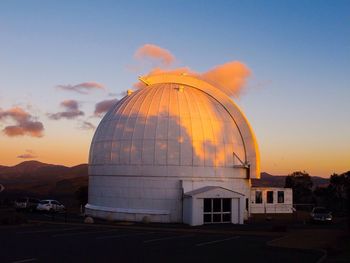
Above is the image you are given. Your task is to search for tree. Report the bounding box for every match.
[285,171,314,204]
[313,171,350,214]
[328,172,350,213]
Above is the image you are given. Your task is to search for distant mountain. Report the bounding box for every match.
[0,161,330,208]
[0,161,88,206]
[0,165,9,173]
[3,160,55,173]
[252,172,329,188]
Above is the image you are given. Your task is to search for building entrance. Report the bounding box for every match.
[203,198,231,223]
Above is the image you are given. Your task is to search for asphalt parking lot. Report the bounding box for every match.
[0,221,322,263]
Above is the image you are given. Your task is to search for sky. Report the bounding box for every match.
[0,0,349,177]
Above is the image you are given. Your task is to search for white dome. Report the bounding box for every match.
[89,74,259,178]
[90,84,245,168]
[86,74,260,223]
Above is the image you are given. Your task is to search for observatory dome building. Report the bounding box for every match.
[85,74,262,225]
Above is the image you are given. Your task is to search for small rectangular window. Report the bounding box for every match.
[213,214,221,222]
[267,191,274,204]
[222,199,231,212]
[204,214,211,223]
[213,199,221,212]
[278,191,284,203]
[222,213,231,222]
[204,199,212,213]
[255,191,262,204]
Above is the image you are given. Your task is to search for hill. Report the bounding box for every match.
[252,172,329,188]
[0,161,330,208]
[0,161,88,208]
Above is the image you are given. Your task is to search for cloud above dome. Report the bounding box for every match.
[134,44,175,67]
[201,61,251,98]
[133,44,251,97]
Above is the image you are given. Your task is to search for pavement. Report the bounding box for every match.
[3,211,347,263]
[0,214,324,263]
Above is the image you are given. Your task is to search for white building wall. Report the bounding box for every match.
[182,198,192,225]
[192,198,203,226]
[87,175,182,223]
[86,169,251,223]
[250,187,293,214]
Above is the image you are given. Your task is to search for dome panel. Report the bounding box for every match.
[89,79,253,175]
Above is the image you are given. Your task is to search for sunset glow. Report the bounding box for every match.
[0,1,349,178]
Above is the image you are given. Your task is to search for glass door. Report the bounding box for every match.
[203,198,231,223]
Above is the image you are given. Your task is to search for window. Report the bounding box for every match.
[204,199,212,213]
[223,199,231,212]
[278,191,284,203]
[203,198,231,223]
[255,191,262,204]
[267,191,274,204]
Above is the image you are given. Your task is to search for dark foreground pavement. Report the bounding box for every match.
[0,222,322,263]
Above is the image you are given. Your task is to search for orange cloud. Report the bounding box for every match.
[137,62,251,97]
[56,82,105,94]
[134,67,195,89]
[134,44,175,67]
[132,44,251,97]
[17,149,37,159]
[0,107,44,137]
[48,99,84,120]
[202,61,251,97]
[94,99,118,116]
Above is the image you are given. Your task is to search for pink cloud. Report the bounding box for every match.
[202,61,251,97]
[94,99,118,116]
[137,62,251,98]
[80,121,96,130]
[17,149,38,159]
[0,107,44,137]
[56,82,105,94]
[48,99,84,120]
[134,44,175,67]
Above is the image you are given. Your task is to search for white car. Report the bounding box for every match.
[37,200,66,212]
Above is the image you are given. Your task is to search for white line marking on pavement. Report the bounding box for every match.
[12,258,37,263]
[52,229,118,237]
[17,227,83,234]
[144,234,194,243]
[97,232,155,240]
[196,236,240,247]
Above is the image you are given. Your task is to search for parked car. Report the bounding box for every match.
[310,207,332,223]
[14,197,40,212]
[37,200,66,212]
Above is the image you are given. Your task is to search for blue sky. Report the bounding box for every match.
[0,0,349,176]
